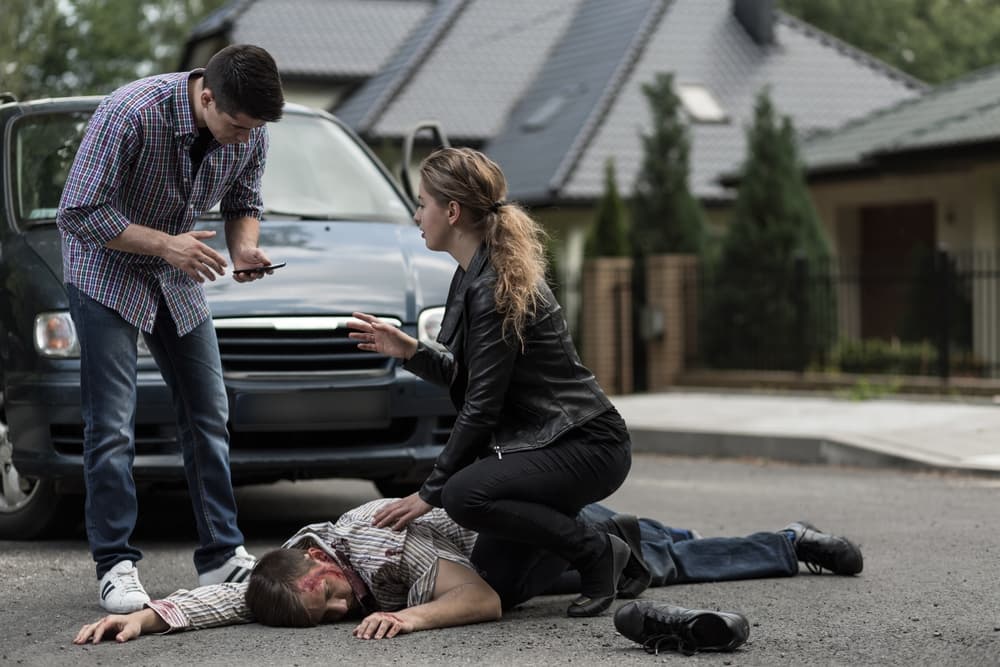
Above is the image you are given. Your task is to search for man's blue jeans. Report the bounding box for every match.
[578,503,798,585]
[68,285,243,579]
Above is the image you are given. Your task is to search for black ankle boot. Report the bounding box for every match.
[567,534,630,617]
[591,513,652,599]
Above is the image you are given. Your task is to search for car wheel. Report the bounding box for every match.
[374,479,422,499]
[0,416,75,539]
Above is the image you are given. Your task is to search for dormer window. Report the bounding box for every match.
[677,84,728,123]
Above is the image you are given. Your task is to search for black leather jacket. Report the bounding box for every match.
[404,243,614,506]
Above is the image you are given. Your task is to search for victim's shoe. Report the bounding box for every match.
[198,546,257,586]
[98,560,150,614]
[592,513,651,599]
[614,600,750,655]
[783,521,863,575]
[567,534,630,618]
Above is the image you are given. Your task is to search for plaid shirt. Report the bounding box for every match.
[57,71,268,335]
[146,499,479,631]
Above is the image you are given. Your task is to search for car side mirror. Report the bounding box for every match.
[399,121,450,204]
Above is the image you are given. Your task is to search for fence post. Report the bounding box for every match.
[793,254,807,373]
[936,248,951,380]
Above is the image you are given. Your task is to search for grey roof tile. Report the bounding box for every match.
[229,0,433,79]
[490,0,921,203]
[802,65,1000,171]
[370,0,585,141]
[486,0,663,202]
[337,0,466,132]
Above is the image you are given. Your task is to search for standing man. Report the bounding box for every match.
[57,44,285,614]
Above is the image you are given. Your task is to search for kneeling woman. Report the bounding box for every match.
[349,147,633,617]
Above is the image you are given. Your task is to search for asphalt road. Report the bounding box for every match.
[1,454,998,666]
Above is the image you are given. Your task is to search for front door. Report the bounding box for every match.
[859,202,936,340]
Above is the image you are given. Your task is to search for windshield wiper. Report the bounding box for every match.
[262,209,341,220]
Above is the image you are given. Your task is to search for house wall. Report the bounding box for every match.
[285,82,351,113]
[808,162,1000,373]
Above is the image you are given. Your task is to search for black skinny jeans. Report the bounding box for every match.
[440,430,631,609]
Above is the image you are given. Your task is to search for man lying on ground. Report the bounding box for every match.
[74,498,862,643]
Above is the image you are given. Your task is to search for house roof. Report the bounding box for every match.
[484,0,924,204]
[801,64,1000,175]
[185,0,434,80]
[341,0,586,142]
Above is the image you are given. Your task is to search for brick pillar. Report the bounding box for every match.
[580,257,633,395]
[645,254,698,390]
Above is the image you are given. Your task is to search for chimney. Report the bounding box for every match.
[733,0,775,45]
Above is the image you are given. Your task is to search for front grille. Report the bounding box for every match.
[214,316,400,375]
[51,424,179,456]
[51,419,419,454]
[432,415,455,445]
[230,419,418,449]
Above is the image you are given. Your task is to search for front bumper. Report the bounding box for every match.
[7,365,452,485]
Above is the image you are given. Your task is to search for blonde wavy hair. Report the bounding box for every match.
[420,147,548,345]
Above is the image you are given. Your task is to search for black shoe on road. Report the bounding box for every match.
[614,600,750,655]
[784,521,864,575]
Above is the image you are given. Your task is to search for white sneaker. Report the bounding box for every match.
[99,560,150,613]
[198,546,257,586]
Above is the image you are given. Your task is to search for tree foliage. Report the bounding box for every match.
[779,0,1000,84]
[703,90,836,371]
[585,159,630,259]
[0,0,227,100]
[631,72,704,256]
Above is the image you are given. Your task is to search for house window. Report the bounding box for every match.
[677,84,728,123]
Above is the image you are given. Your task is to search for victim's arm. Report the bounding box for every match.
[353,558,501,639]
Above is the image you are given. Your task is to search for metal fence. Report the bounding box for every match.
[685,248,1000,380]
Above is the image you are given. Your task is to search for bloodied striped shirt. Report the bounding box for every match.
[145,499,479,630]
[57,70,268,335]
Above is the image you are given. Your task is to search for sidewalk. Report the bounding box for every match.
[611,390,1000,476]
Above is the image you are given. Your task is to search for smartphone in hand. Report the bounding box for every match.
[233,262,286,275]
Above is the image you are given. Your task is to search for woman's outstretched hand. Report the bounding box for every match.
[373,492,432,531]
[348,312,419,360]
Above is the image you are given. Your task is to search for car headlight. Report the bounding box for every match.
[33,312,80,357]
[417,306,447,352]
[34,311,153,358]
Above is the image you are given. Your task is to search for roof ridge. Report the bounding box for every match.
[179,0,256,68]
[776,11,927,93]
[878,94,1000,151]
[546,0,670,194]
[187,0,255,42]
[805,60,1000,149]
[353,0,468,134]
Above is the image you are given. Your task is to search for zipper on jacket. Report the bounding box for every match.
[493,445,503,460]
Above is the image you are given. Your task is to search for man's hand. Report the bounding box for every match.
[160,230,228,283]
[353,611,415,640]
[73,609,167,645]
[230,245,274,283]
[373,492,432,531]
[348,311,419,360]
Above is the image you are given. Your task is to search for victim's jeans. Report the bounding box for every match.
[568,503,798,586]
[68,285,243,578]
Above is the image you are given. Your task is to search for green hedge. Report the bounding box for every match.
[831,339,987,377]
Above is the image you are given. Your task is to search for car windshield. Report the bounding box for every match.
[9,108,413,227]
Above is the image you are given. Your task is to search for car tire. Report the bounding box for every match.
[374,479,422,499]
[0,418,80,539]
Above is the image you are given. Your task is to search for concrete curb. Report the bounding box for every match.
[628,427,1000,478]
